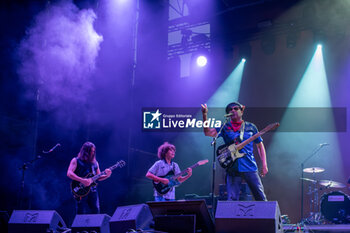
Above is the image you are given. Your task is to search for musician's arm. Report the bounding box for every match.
[146,172,169,184]
[256,142,268,177]
[67,158,92,186]
[96,162,112,181]
[201,104,218,137]
[177,168,192,183]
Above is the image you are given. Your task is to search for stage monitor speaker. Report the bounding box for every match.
[8,210,66,233]
[109,204,153,233]
[154,214,196,233]
[215,201,283,233]
[147,199,214,233]
[71,214,111,233]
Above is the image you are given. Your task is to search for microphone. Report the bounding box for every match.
[320,143,329,147]
[43,143,61,154]
[224,113,233,117]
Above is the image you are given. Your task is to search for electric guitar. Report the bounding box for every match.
[153,159,209,195]
[217,122,279,169]
[71,160,126,199]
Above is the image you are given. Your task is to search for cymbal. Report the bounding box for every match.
[303,167,325,173]
[300,177,317,183]
[319,180,346,188]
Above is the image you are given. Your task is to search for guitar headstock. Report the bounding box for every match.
[117,160,126,168]
[197,159,209,166]
[261,122,280,133]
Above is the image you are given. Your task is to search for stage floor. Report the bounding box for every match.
[283,224,350,232]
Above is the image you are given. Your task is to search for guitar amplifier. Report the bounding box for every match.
[8,210,66,233]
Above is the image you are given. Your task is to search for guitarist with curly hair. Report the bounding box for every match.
[146,142,192,201]
[67,142,112,214]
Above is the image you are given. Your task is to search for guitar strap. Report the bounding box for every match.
[239,121,245,142]
[91,163,97,175]
[172,162,176,173]
[91,165,94,175]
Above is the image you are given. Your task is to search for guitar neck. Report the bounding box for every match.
[173,163,200,179]
[91,162,122,182]
[109,163,122,171]
[235,123,278,150]
[235,131,264,150]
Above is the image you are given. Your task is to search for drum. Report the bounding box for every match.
[320,191,350,224]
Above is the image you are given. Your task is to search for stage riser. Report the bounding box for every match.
[7,205,350,233]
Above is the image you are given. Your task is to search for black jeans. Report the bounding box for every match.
[76,191,100,214]
[226,170,267,201]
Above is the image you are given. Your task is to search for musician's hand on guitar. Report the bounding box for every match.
[201,104,208,114]
[186,168,192,177]
[104,168,112,178]
[160,178,169,185]
[260,165,268,177]
[81,178,93,187]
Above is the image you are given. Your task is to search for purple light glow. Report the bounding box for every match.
[196,55,207,67]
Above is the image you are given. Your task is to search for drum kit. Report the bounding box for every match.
[301,167,350,224]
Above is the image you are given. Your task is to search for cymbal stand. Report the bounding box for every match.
[306,171,321,224]
[300,143,327,222]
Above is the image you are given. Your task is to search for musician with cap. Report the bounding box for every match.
[201,102,268,201]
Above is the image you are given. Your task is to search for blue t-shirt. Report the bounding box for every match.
[216,121,262,172]
[148,160,181,199]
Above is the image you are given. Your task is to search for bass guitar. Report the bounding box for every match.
[71,160,126,199]
[217,122,279,169]
[153,159,209,195]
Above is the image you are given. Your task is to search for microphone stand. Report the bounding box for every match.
[18,144,60,209]
[210,117,229,216]
[300,144,327,222]
[18,154,44,209]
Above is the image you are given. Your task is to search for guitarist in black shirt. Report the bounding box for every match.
[67,142,112,214]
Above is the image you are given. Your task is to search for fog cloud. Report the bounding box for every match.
[18,0,103,113]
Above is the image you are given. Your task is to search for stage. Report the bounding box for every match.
[1,0,350,231]
[283,224,350,233]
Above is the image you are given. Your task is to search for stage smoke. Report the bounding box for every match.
[17,0,103,122]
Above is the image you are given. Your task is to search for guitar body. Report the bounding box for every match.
[217,143,245,169]
[216,122,280,169]
[152,160,208,195]
[70,160,126,199]
[71,173,97,199]
[153,171,181,195]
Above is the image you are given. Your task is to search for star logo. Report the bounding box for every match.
[143,109,162,129]
[150,109,162,122]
